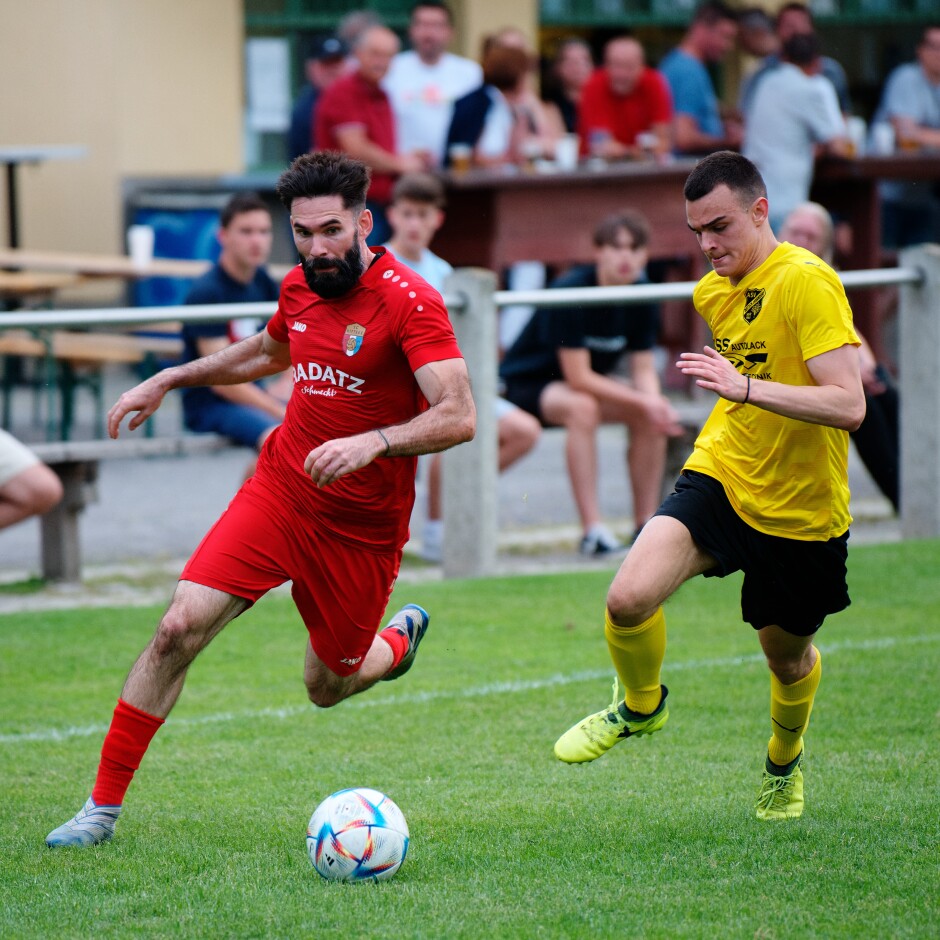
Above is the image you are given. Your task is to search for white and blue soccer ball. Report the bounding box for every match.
[306,787,409,883]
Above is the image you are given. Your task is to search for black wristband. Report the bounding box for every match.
[743,376,751,405]
[376,428,391,456]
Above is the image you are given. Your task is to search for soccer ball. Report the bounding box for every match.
[306,787,409,883]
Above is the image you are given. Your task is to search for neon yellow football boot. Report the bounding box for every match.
[755,744,804,820]
[554,679,669,763]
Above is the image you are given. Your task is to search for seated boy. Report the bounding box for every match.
[500,210,681,554]
[385,173,541,562]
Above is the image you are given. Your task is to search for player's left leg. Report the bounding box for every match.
[293,535,428,707]
[302,604,429,705]
[755,626,820,820]
[748,532,847,820]
[554,515,714,763]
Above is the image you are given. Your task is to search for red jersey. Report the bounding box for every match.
[577,67,673,151]
[257,248,462,550]
[315,72,397,205]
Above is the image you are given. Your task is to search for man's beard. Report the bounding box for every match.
[302,241,364,298]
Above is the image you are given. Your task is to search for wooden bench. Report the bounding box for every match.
[0,328,183,439]
[31,434,230,583]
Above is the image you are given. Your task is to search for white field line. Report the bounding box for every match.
[2,633,937,746]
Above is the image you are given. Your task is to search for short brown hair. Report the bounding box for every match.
[482,46,531,91]
[593,210,650,249]
[391,172,446,209]
[220,192,270,228]
[683,150,766,206]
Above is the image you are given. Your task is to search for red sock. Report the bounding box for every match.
[379,624,409,669]
[91,698,165,806]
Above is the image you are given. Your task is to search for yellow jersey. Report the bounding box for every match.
[685,242,860,540]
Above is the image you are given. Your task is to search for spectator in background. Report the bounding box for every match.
[483,27,566,143]
[871,24,940,249]
[181,193,285,480]
[445,45,554,168]
[383,1,482,169]
[336,9,383,55]
[500,211,682,556]
[779,202,899,513]
[742,2,851,120]
[0,431,62,534]
[743,32,849,232]
[736,7,780,116]
[316,25,430,245]
[446,41,556,350]
[286,35,348,162]
[382,172,541,562]
[543,37,595,134]
[577,36,673,161]
[659,0,743,155]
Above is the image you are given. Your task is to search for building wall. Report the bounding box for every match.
[0,0,243,256]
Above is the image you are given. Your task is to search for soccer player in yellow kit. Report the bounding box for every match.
[553,151,866,820]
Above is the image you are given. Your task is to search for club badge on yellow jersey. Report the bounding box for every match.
[744,288,765,323]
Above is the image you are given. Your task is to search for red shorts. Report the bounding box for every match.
[181,479,402,676]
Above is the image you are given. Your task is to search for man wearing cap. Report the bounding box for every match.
[287,35,348,161]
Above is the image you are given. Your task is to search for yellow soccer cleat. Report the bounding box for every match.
[554,679,669,764]
[756,746,805,820]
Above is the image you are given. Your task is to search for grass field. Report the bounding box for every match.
[1,540,938,939]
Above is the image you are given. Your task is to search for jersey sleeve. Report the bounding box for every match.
[374,265,462,372]
[266,266,306,345]
[788,266,860,361]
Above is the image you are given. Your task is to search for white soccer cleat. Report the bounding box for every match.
[45,797,121,848]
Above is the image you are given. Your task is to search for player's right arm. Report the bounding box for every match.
[107,329,291,437]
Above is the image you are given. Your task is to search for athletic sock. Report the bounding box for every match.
[379,623,410,670]
[768,646,822,767]
[91,698,165,806]
[604,606,666,715]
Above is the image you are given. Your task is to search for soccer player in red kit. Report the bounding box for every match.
[46,151,476,847]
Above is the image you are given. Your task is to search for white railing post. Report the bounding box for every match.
[442,268,498,578]
[899,243,940,539]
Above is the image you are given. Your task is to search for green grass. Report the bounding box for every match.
[1,541,938,939]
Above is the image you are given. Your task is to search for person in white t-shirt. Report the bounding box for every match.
[382,1,482,168]
[384,172,541,562]
[743,31,849,231]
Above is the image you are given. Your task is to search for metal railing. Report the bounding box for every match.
[1,247,937,578]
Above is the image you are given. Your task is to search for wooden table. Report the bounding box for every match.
[0,248,293,282]
[813,151,940,363]
[434,159,703,271]
[0,270,84,304]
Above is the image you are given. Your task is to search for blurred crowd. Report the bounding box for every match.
[287,1,940,253]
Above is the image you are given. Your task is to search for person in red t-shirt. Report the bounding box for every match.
[577,36,674,161]
[316,24,430,244]
[46,152,476,849]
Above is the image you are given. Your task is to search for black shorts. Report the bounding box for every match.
[655,471,850,636]
[501,377,554,427]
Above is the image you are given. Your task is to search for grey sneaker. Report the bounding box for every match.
[381,604,430,681]
[46,797,121,848]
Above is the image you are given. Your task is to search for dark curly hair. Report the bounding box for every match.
[275,151,371,214]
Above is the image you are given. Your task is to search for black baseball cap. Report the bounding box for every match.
[311,36,348,61]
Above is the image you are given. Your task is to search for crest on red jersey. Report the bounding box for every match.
[343,323,365,357]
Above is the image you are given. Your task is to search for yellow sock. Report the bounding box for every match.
[604,607,666,714]
[768,647,822,766]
